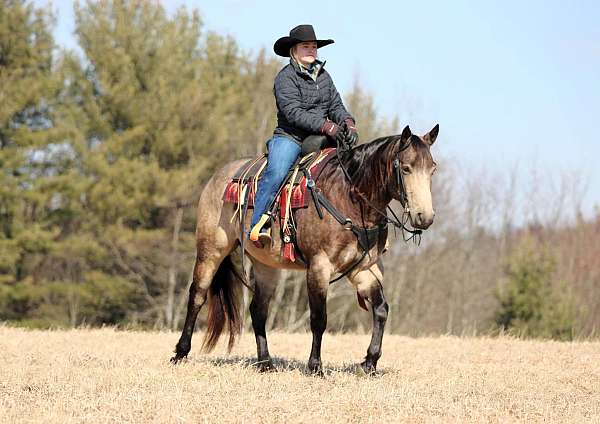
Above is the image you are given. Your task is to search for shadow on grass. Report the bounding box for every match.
[183,355,390,377]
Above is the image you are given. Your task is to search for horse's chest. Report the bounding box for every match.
[334,236,385,271]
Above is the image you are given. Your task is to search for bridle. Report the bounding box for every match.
[338,136,423,244]
[391,147,422,243]
[392,158,409,209]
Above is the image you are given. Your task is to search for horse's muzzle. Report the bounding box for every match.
[412,211,435,230]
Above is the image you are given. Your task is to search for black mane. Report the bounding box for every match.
[343,135,400,183]
[328,134,430,201]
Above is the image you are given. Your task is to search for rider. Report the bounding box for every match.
[249,24,359,244]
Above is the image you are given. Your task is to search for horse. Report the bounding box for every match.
[170,124,439,374]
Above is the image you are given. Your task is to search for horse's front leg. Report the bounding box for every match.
[249,262,281,372]
[306,254,333,375]
[349,260,388,374]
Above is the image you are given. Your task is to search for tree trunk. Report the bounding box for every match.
[165,206,183,330]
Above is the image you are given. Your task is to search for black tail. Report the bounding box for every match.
[201,255,242,353]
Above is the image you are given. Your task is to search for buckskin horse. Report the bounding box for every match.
[170,124,439,374]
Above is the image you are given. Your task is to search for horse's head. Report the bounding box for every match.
[391,124,439,230]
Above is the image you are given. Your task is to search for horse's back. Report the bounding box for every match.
[198,158,252,204]
[194,158,252,247]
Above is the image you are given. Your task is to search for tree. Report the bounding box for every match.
[57,0,280,328]
[495,237,576,340]
[0,1,138,327]
[0,0,57,284]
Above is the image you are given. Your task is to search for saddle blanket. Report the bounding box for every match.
[223,147,336,210]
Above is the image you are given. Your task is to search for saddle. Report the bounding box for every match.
[223,147,338,262]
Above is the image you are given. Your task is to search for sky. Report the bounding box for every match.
[38,0,600,216]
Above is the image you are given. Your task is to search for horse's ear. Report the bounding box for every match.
[401,125,412,142]
[424,124,439,146]
[398,125,412,150]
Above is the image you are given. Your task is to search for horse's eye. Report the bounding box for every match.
[401,165,411,175]
[431,165,437,175]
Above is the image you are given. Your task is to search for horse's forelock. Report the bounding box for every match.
[400,135,433,169]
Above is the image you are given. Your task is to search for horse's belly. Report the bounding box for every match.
[246,245,307,270]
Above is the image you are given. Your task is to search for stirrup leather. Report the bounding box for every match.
[249,214,271,242]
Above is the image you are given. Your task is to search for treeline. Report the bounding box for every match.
[261,170,600,340]
[1,1,598,339]
[0,0,285,329]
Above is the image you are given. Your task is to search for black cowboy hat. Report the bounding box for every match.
[273,24,334,57]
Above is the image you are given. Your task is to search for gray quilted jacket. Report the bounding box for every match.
[273,59,354,143]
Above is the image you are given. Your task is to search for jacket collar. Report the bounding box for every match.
[289,58,326,79]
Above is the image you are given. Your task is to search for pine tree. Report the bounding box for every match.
[61,0,280,328]
[0,1,136,327]
[495,237,576,340]
[0,0,61,286]
[0,1,56,285]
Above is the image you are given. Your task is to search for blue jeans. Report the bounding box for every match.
[250,135,301,229]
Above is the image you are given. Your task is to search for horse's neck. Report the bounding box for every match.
[320,150,393,225]
[345,145,394,211]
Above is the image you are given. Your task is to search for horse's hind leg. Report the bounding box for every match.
[249,262,282,372]
[349,260,388,374]
[170,242,233,363]
[306,254,333,375]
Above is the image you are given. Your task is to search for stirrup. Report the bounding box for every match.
[249,214,271,242]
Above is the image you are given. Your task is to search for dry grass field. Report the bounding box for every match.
[0,326,599,423]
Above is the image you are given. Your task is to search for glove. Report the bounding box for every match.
[343,118,359,147]
[321,120,346,145]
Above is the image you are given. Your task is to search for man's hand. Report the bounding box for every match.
[321,120,346,144]
[343,118,359,147]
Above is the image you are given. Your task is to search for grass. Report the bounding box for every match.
[1,326,599,423]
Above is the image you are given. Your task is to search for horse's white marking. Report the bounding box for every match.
[405,169,434,227]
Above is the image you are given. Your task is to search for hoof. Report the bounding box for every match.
[358,361,377,376]
[170,354,187,364]
[307,359,324,377]
[312,369,324,378]
[255,359,275,372]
